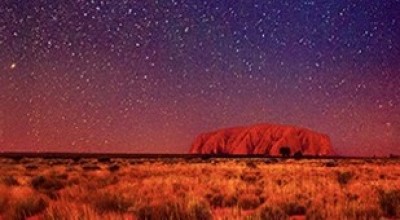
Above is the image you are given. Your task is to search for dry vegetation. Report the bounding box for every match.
[0,157,399,220]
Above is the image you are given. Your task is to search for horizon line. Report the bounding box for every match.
[0,151,398,160]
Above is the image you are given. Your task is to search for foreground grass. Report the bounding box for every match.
[0,157,399,219]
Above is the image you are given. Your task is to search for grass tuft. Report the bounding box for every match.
[0,187,10,213]
[31,175,65,191]
[1,176,19,186]
[8,195,48,220]
[43,202,102,220]
[254,205,288,220]
[108,163,120,172]
[136,198,211,220]
[238,193,262,210]
[92,191,132,213]
[337,171,353,186]
[378,189,400,217]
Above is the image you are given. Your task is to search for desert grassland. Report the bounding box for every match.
[0,158,399,220]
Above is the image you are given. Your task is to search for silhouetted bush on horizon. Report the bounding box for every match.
[279,147,291,157]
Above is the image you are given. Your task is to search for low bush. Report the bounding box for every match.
[238,194,262,210]
[98,157,111,163]
[1,176,19,186]
[81,163,101,171]
[31,175,66,200]
[344,206,381,220]
[25,163,39,170]
[305,207,326,220]
[206,192,224,207]
[337,171,353,185]
[282,202,306,216]
[136,198,212,220]
[240,171,262,183]
[378,189,400,217]
[92,192,132,213]
[43,202,100,220]
[324,160,337,167]
[136,200,186,220]
[31,175,65,191]
[108,164,120,172]
[206,192,237,208]
[246,161,258,169]
[96,176,119,188]
[254,205,288,220]
[294,151,303,159]
[187,199,212,220]
[0,189,9,213]
[8,196,48,220]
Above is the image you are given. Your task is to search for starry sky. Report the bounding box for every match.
[0,0,399,156]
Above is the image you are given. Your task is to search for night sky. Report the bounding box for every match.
[1,0,399,156]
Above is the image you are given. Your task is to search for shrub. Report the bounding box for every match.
[294,151,303,159]
[344,206,381,220]
[200,155,212,161]
[108,164,120,172]
[378,189,400,217]
[8,196,48,220]
[324,160,337,167]
[270,158,279,163]
[266,158,280,164]
[135,198,212,220]
[72,157,81,163]
[136,198,211,220]
[43,202,100,220]
[264,159,273,164]
[337,171,353,185]
[98,157,111,163]
[81,163,101,171]
[305,207,326,220]
[129,159,145,165]
[0,190,9,213]
[238,194,262,210]
[92,192,132,213]
[255,205,288,220]
[1,176,19,186]
[282,202,306,216]
[96,176,119,188]
[187,199,212,220]
[206,192,224,207]
[246,161,258,169]
[31,175,65,191]
[25,163,39,170]
[31,175,66,200]
[276,179,287,186]
[206,191,237,208]
[240,171,262,183]
[279,147,291,157]
[345,193,359,201]
[11,156,23,162]
[55,173,69,180]
[48,159,69,166]
[136,200,186,220]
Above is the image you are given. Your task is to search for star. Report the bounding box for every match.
[10,63,16,69]
[0,0,398,156]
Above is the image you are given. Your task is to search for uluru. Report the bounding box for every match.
[190,124,334,156]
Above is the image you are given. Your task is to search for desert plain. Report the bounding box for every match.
[0,156,399,220]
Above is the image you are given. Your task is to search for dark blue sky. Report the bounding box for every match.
[1,0,399,156]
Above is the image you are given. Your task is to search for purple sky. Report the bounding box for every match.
[1,0,399,156]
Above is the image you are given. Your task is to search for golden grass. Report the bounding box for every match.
[0,158,399,219]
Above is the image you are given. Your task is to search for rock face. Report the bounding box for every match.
[189,124,333,156]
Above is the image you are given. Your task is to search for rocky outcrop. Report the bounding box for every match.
[189,124,333,156]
